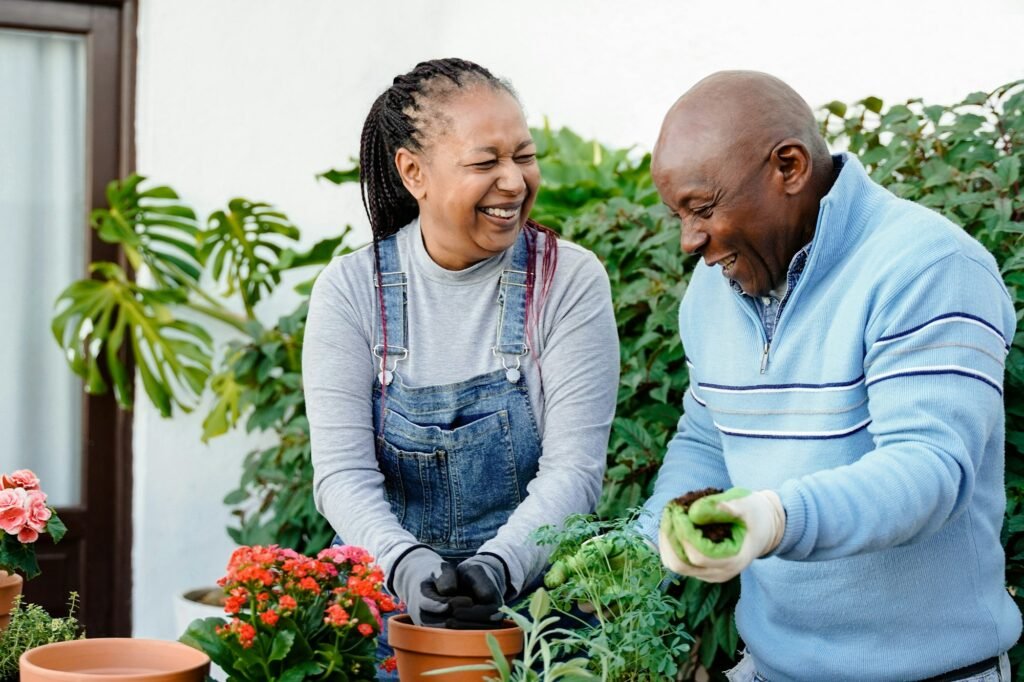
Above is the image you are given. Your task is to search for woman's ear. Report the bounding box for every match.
[770,139,813,196]
[395,147,427,200]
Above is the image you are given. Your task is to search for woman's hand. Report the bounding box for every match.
[450,553,508,629]
[389,547,458,627]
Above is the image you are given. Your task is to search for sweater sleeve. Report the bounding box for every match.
[303,257,422,578]
[476,251,620,593]
[635,358,732,544]
[775,252,1014,560]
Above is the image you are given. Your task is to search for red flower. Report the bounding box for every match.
[324,603,350,627]
[298,576,320,594]
[260,609,280,626]
[380,657,398,673]
[279,595,297,612]
[358,622,374,637]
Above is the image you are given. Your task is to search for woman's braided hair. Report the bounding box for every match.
[360,58,558,424]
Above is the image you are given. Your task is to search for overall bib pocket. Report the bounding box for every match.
[377,407,523,550]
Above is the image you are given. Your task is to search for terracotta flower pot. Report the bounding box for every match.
[20,638,210,681]
[0,569,24,630]
[388,614,523,681]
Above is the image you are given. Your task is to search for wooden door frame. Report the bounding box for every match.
[0,0,136,636]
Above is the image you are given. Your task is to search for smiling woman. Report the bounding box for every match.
[302,58,620,680]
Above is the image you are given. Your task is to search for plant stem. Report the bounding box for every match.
[184,301,249,333]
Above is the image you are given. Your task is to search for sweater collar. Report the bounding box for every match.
[799,153,889,287]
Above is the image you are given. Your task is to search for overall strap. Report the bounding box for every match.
[493,228,531,383]
[373,235,408,385]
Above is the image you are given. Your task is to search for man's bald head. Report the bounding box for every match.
[651,71,836,297]
[653,70,829,179]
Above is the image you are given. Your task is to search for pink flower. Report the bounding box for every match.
[0,488,28,536]
[362,597,383,629]
[318,545,372,566]
[24,491,51,533]
[17,526,38,543]
[2,470,40,491]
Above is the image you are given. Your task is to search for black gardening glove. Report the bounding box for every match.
[449,553,510,630]
[388,546,459,627]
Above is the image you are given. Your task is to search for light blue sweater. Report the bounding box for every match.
[638,155,1022,681]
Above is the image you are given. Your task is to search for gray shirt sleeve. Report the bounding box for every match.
[303,232,619,589]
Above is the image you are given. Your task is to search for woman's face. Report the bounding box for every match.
[404,87,539,270]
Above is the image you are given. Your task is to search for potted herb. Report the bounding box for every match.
[0,470,67,630]
[537,513,693,681]
[181,543,399,680]
[0,594,81,681]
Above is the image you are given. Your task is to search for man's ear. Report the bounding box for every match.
[770,139,813,196]
[395,147,427,200]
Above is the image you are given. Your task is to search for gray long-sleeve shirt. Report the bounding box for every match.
[303,219,619,590]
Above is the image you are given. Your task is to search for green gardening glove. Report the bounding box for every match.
[659,487,786,583]
[661,487,749,561]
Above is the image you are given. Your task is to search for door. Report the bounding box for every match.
[0,0,135,636]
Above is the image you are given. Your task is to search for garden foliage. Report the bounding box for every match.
[0,594,83,681]
[51,81,1024,679]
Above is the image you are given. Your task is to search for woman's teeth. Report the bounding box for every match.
[481,206,519,219]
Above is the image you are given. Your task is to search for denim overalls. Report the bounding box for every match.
[346,229,544,680]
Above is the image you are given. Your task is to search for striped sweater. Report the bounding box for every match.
[638,154,1022,681]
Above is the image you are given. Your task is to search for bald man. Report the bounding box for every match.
[640,72,1021,681]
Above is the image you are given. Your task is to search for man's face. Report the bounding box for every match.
[652,125,803,297]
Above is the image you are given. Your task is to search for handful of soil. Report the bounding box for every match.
[660,486,747,560]
[671,487,732,543]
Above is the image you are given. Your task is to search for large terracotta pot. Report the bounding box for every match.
[388,614,523,681]
[20,638,210,681]
[0,569,24,630]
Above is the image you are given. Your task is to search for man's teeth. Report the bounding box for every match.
[721,256,737,271]
[482,206,519,218]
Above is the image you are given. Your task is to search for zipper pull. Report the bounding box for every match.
[760,342,770,374]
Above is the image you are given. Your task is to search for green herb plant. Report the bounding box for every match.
[0,594,83,681]
[532,513,692,681]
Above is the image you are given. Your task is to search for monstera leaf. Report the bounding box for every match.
[51,261,213,415]
[200,199,301,313]
[91,174,202,288]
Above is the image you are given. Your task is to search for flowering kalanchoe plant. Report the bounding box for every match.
[181,544,400,681]
[0,470,67,580]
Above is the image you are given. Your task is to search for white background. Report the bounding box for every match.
[133,0,1024,638]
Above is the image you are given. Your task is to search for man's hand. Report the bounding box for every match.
[389,547,458,627]
[659,488,785,583]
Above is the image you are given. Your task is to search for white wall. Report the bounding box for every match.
[133,0,1024,638]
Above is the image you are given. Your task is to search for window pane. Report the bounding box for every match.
[0,28,86,506]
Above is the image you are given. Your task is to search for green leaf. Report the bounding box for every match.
[861,96,883,114]
[529,587,552,621]
[316,162,360,185]
[199,199,301,311]
[268,629,295,662]
[45,513,67,544]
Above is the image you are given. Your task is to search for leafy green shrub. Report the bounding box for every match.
[822,79,1024,677]
[0,594,83,680]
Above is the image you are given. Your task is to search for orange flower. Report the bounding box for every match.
[260,609,280,626]
[324,604,350,627]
